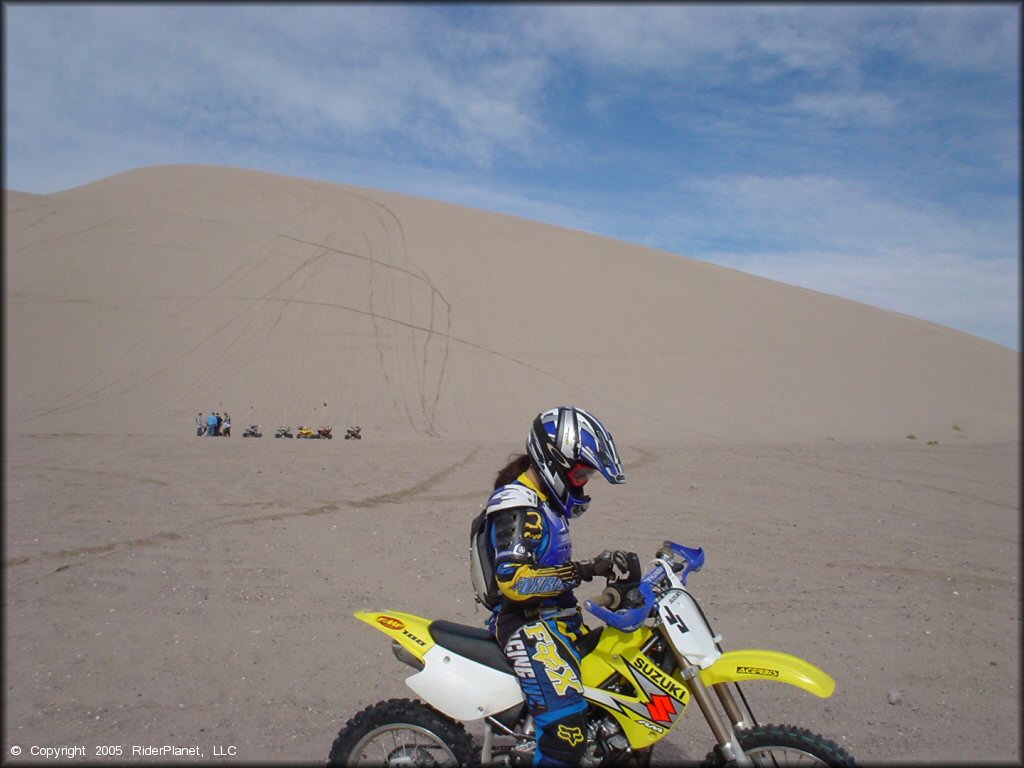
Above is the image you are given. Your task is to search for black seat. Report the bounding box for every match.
[428,621,605,674]
[429,620,513,674]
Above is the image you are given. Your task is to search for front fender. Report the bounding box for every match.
[699,649,836,698]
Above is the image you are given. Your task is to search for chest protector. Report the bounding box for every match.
[470,484,571,609]
[534,502,573,567]
[469,506,500,610]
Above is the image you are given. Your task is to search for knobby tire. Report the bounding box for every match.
[327,698,474,767]
[700,723,856,767]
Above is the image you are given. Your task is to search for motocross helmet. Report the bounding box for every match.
[526,406,625,518]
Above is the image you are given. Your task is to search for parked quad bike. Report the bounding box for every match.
[327,541,856,767]
[274,427,294,439]
[242,425,263,438]
[318,426,334,439]
[344,426,362,440]
[296,426,316,439]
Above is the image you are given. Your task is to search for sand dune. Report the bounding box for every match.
[5,164,1017,441]
[3,165,1019,765]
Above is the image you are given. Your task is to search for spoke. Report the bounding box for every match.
[351,724,456,766]
[750,747,830,767]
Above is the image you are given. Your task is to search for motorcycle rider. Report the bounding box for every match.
[482,406,628,767]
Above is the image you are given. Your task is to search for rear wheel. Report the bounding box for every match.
[700,724,856,767]
[328,698,474,767]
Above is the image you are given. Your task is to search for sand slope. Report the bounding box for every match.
[5,164,1017,442]
[3,166,1019,765]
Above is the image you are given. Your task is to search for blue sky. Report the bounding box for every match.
[4,4,1019,349]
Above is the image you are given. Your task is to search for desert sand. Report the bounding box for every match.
[3,166,1020,765]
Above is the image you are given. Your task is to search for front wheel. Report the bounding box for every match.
[327,698,474,767]
[701,724,856,767]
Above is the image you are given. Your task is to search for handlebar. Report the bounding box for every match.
[583,540,704,631]
[584,582,655,632]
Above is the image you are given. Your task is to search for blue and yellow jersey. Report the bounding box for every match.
[487,473,581,606]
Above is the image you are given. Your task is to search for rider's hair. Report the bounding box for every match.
[493,453,532,489]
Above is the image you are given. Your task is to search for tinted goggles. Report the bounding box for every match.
[567,462,598,488]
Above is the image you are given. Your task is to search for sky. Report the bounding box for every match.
[4,3,1020,349]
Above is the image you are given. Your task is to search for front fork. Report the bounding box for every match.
[672,646,755,766]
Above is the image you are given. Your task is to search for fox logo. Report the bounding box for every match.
[557,725,584,747]
[523,510,543,541]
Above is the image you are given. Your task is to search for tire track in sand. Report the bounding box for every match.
[5,448,480,574]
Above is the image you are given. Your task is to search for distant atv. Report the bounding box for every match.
[297,426,316,439]
[242,425,263,438]
[344,426,362,440]
[275,426,294,439]
[317,426,334,440]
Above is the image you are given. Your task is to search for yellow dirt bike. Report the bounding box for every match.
[327,541,856,766]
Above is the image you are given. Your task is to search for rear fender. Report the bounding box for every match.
[699,649,836,698]
[355,610,436,663]
[354,610,524,721]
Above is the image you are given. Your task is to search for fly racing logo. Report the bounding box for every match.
[556,725,584,747]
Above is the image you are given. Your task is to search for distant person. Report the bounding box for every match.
[216,412,223,436]
[207,412,218,436]
[222,413,231,437]
[196,412,206,436]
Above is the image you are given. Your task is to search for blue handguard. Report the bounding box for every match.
[584,582,655,632]
[663,541,704,584]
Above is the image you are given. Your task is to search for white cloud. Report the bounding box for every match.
[877,5,1020,73]
[787,92,898,125]
[671,173,1015,260]
[4,5,551,169]
[523,4,1016,79]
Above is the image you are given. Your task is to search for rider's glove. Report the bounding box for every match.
[595,550,620,576]
[611,551,641,578]
[575,560,596,582]
[575,550,617,582]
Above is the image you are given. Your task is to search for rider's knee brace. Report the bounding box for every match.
[536,707,587,766]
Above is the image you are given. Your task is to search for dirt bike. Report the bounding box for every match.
[327,541,856,767]
[297,426,316,439]
[318,426,334,439]
[275,427,293,439]
[242,425,263,438]
[344,426,362,440]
